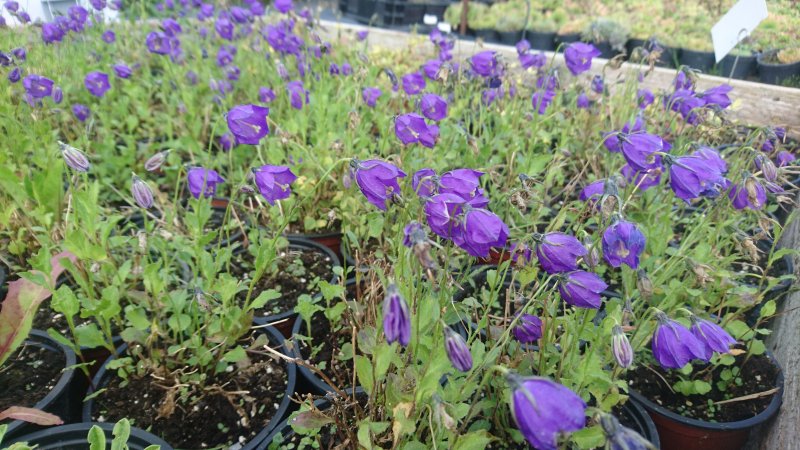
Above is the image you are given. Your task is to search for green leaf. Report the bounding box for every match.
[571,425,606,449]
[319,282,345,302]
[759,300,776,319]
[453,430,493,450]
[111,419,131,450]
[88,424,106,450]
[74,324,107,349]
[324,302,347,322]
[51,286,80,318]
[222,346,247,363]
[693,380,712,395]
[294,295,323,324]
[749,339,766,355]
[125,305,150,331]
[167,314,192,332]
[367,213,384,238]
[250,289,281,311]
[373,342,394,381]
[354,355,374,393]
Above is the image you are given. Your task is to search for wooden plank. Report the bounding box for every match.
[318,20,800,137]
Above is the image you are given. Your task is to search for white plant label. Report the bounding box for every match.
[711,0,768,62]
[438,22,452,34]
[423,14,438,26]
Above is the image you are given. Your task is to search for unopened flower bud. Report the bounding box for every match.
[240,185,256,194]
[383,284,411,347]
[611,325,633,368]
[636,269,653,301]
[744,177,762,205]
[144,150,169,172]
[444,326,472,372]
[131,175,154,209]
[755,154,778,182]
[600,412,656,450]
[59,141,90,172]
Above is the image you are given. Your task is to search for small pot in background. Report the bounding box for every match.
[5,422,173,450]
[757,50,800,86]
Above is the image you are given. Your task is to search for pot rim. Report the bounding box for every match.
[629,350,784,431]
[5,422,173,450]
[81,326,297,450]
[621,398,661,448]
[5,330,77,438]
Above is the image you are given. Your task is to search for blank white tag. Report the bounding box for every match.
[423,14,438,25]
[438,22,452,33]
[711,0,768,62]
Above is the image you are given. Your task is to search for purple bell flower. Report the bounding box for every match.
[286,80,309,110]
[383,284,411,346]
[146,31,172,55]
[353,159,407,210]
[362,87,381,108]
[89,0,105,10]
[422,59,442,80]
[690,316,736,360]
[52,87,63,104]
[227,104,270,145]
[395,113,439,148]
[4,1,18,12]
[131,175,154,209]
[564,42,601,75]
[274,0,293,13]
[11,47,25,62]
[113,64,133,79]
[412,168,437,198]
[637,88,655,109]
[508,375,586,450]
[72,104,90,122]
[67,5,88,23]
[591,75,604,94]
[215,17,234,40]
[728,176,767,210]
[23,74,54,99]
[651,312,707,369]
[602,218,646,269]
[8,67,20,83]
[424,193,468,239]
[470,51,501,78]
[356,30,368,41]
[438,169,484,199]
[603,117,646,153]
[576,92,590,109]
[444,326,472,371]
[401,72,426,95]
[612,325,633,368]
[557,270,608,309]
[419,93,448,121]
[579,179,605,203]
[258,87,276,103]
[534,232,588,274]
[620,165,661,192]
[252,165,297,205]
[84,71,110,97]
[102,30,116,43]
[59,142,90,172]
[519,51,546,70]
[452,208,509,258]
[619,133,665,171]
[512,313,543,344]
[699,84,733,109]
[219,133,234,151]
[668,147,728,201]
[403,221,427,248]
[777,151,795,167]
[187,167,224,199]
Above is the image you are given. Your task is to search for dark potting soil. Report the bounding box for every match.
[280,393,372,449]
[233,247,334,317]
[283,220,341,237]
[0,340,63,413]
[297,311,354,389]
[628,352,779,422]
[91,351,287,449]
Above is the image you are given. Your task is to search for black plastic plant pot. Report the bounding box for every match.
[82,326,297,450]
[5,422,173,450]
[3,330,78,441]
[657,46,681,68]
[247,236,340,337]
[497,30,521,46]
[620,400,660,448]
[629,351,783,450]
[473,28,498,43]
[525,31,555,51]
[716,53,757,79]
[257,388,366,450]
[680,48,716,72]
[593,41,617,59]
[554,32,581,48]
[0,261,7,299]
[757,51,800,86]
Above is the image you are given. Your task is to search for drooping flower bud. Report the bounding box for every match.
[689,315,736,360]
[444,326,472,372]
[611,325,633,368]
[636,269,653,301]
[600,412,656,450]
[131,175,154,209]
[144,150,169,172]
[512,313,543,344]
[755,154,778,182]
[59,141,90,172]
[383,284,411,347]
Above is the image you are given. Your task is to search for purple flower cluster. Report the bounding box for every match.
[651,312,735,369]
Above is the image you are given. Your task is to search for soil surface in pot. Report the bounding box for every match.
[297,310,355,389]
[628,351,779,422]
[233,247,334,317]
[0,341,62,412]
[281,393,371,448]
[90,349,287,448]
[283,219,342,236]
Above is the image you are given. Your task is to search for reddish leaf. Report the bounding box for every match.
[0,407,64,426]
[0,251,77,366]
